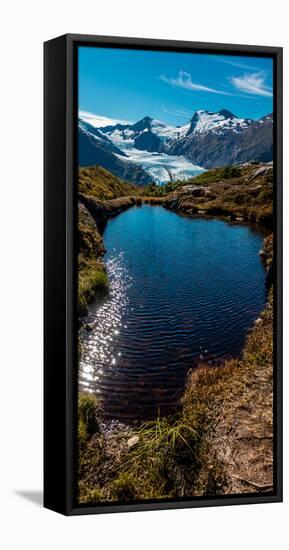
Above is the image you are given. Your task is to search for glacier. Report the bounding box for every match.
[99,123,204,185]
[115,147,205,185]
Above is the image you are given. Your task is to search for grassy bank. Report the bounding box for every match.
[162,163,273,229]
[78,202,109,316]
[78,290,273,502]
[78,166,145,315]
[78,195,144,315]
[79,165,145,200]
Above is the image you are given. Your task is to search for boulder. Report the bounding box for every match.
[251,166,272,180]
[181,185,207,197]
[127,435,140,449]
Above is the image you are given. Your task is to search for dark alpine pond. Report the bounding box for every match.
[79,205,267,419]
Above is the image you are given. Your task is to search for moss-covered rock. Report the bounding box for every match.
[78,202,105,258]
[260,233,273,267]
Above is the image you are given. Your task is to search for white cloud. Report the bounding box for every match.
[79,110,131,127]
[230,72,272,97]
[162,106,191,118]
[211,56,261,71]
[160,71,232,95]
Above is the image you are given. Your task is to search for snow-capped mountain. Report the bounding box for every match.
[99,116,190,153]
[79,118,127,157]
[78,118,152,185]
[78,116,204,185]
[185,109,253,136]
[79,111,131,129]
[78,109,273,184]
[163,110,273,169]
[98,110,252,151]
[96,109,270,164]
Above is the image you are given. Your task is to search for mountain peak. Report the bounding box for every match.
[188,110,216,133]
[132,116,154,132]
[188,111,203,133]
[260,113,273,121]
[185,108,253,137]
[218,109,236,119]
[136,116,153,125]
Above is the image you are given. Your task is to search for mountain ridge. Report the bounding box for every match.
[78,124,152,185]
[79,109,273,183]
[165,112,273,168]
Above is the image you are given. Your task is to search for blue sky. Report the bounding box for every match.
[78,46,273,125]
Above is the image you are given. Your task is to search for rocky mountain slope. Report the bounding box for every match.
[98,110,273,167]
[79,119,127,156]
[164,111,273,168]
[184,109,252,136]
[99,115,187,152]
[79,120,152,185]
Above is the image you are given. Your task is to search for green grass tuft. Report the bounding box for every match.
[111,472,139,501]
[78,255,109,315]
[78,482,105,504]
[110,415,201,500]
[78,392,99,441]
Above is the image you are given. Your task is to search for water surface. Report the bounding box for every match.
[79,205,267,419]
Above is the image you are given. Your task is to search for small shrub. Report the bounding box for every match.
[147,182,158,195]
[78,418,88,447]
[78,262,109,313]
[112,415,199,500]
[92,269,109,289]
[78,481,104,504]
[221,165,241,179]
[259,188,273,201]
[78,392,99,439]
[111,472,139,501]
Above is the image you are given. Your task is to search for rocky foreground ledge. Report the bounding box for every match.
[162,162,273,229]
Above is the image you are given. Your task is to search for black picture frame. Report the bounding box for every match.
[44,34,283,516]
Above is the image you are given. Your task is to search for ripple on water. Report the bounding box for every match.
[79,206,267,420]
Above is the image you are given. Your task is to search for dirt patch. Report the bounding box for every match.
[184,290,273,496]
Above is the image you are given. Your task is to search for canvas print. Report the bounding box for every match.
[77,46,274,505]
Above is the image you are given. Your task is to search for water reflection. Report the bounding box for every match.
[79,252,132,393]
[79,206,267,420]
